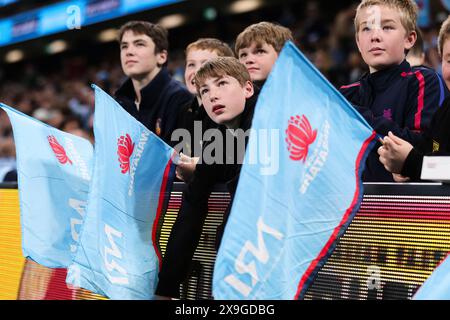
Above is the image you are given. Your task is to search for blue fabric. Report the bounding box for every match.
[67,85,176,300]
[213,42,376,300]
[414,255,450,300]
[0,104,93,268]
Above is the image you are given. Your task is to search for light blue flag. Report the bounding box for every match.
[213,42,376,300]
[0,104,93,268]
[414,254,450,300]
[67,85,176,300]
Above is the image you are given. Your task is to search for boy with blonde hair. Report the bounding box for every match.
[184,38,235,96]
[156,57,258,298]
[340,0,448,182]
[235,21,293,85]
[378,16,450,181]
[174,38,234,182]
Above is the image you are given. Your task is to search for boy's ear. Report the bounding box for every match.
[404,30,417,51]
[244,80,254,98]
[156,50,168,66]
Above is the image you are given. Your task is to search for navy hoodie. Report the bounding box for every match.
[340,60,448,182]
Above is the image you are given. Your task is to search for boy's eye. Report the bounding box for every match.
[239,53,247,58]
[133,41,146,47]
[121,45,128,50]
[362,26,370,32]
[200,88,209,95]
[218,80,227,86]
[257,49,266,54]
[187,63,195,68]
[383,25,394,31]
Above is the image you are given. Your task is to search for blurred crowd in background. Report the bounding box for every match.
[0,0,447,181]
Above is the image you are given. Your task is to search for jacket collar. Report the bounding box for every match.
[363,60,411,92]
[115,68,172,110]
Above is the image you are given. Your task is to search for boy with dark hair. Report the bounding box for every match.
[340,0,448,182]
[115,21,192,144]
[156,57,257,299]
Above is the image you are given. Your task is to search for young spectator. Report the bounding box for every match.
[155,57,258,298]
[235,21,294,86]
[174,38,234,182]
[340,0,448,182]
[378,16,450,181]
[114,21,192,144]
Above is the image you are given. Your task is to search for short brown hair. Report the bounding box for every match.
[439,16,450,57]
[118,21,168,53]
[355,0,418,35]
[194,57,251,93]
[186,38,234,58]
[235,21,293,54]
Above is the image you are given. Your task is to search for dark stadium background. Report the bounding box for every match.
[0,0,448,178]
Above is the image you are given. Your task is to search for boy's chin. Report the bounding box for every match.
[186,84,197,95]
[251,75,267,82]
[212,118,225,125]
[211,116,231,126]
[125,70,149,80]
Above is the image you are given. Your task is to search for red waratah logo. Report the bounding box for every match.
[285,115,317,162]
[48,135,72,165]
[117,134,135,174]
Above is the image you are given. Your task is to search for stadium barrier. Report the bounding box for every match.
[1,182,450,300]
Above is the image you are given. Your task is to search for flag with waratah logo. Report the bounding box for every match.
[213,41,376,300]
[0,104,93,268]
[67,85,176,300]
[413,254,450,300]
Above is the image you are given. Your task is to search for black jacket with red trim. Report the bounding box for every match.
[340,60,449,182]
[401,96,450,181]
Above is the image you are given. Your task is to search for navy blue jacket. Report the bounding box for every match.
[340,60,448,182]
[115,68,193,146]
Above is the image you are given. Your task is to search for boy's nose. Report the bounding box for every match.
[245,55,255,64]
[125,47,136,56]
[370,29,382,42]
[209,94,218,102]
[209,89,219,102]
